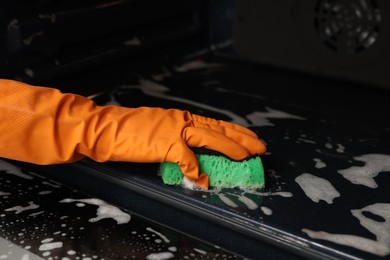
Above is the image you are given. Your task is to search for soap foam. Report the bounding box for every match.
[146,227,170,244]
[336,144,345,153]
[338,154,390,188]
[216,194,238,208]
[303,203,390,256]
[295,173,340,204]
[313,158,326,169]
[260,206,273,216]
[39,241,63,251]
[236,195,258,210]
[146,252,174,260]
[0,159,32,180]
[246,107,306,127]
[60,198,131,224]
[5,201,39,214]
[245,190,293,198]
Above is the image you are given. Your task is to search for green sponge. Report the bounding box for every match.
[160,149,265,189]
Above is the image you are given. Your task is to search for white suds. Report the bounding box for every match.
[246,107,305,127]
[246,190,293,198]
[29,211,45,217]
[39,242,63,251]
[303,229,389,256]
[193,248,207,255]
[67,250,76,255]
[260,206,273,216]
[236,195,258,210]
[23,31,44,45]
[297,138,316,144]
[181,177,197,190]
[0,160,32,179]
[60,198,131,224]
[41,238,54,243]
[325,143,333,149]
[5,201,40,214]
[295,173,340,204]
[25,68,34,78]
[146,252,174,260]
[336,144,345,153]
[174,60,223,72]
[217,194,238,208]
[313,158,326,169]
[338,154,390,188]
[303,203,390,256]
[146,227,170,243]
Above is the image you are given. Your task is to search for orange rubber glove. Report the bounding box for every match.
[0,79,266,189]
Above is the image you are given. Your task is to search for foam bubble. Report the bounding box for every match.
[60,198,131,224]
[168,247,177,252]
[246,107,305,127]
[146,252,174,260]
[295,173,340,204]
[217,194,238,208]
[146,228,170,243]
[338,154,390,188]
[29,211,44,217]
[67,250,76,255]
[336,144,345,153]
[41,238,53,243]
[303,203,390,256]
[236,194,258,210]
[5,201,39,214]
[260,206,273,216]
[313,158,326,169]
[39,241,63,251]
[0,160,32,179]
[193,248,207,255]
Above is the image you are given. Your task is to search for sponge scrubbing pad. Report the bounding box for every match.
[160,149,265,189]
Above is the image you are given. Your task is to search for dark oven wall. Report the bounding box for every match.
[0,0,209,84]
[233,0,390,90]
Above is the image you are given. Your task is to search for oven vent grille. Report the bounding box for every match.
[314,0,382,54]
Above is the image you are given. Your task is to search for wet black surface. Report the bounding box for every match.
[2,51,390,259]
[0,160,242,259]
[41,52,390,259]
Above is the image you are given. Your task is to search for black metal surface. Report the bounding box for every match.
[19,53,389,259]
[0,159,243,259]
[20,160,302,260]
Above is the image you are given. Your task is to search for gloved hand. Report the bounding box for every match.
[0,79,266,189]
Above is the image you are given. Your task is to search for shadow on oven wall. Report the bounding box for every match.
[0,0,209,84]
[2,0,390,91]
[232,0,390,90]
